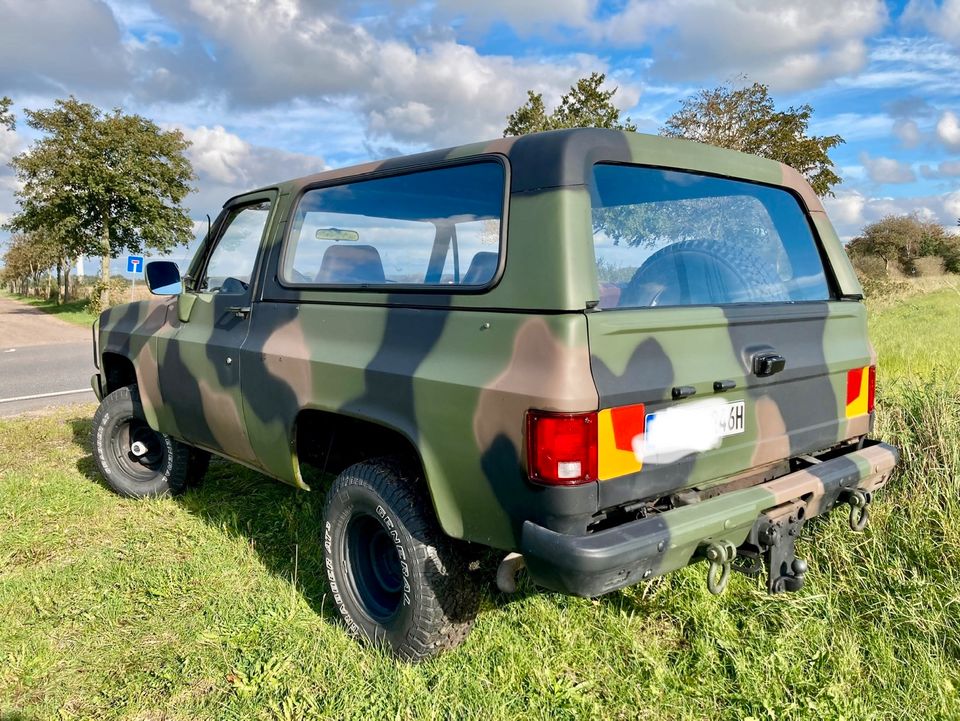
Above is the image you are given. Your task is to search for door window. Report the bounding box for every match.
[201,201,272,294]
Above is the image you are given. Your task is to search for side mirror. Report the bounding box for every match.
[145,261,183,295]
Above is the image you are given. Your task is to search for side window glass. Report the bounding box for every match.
[281,161,504,288]
[201,201,272,294]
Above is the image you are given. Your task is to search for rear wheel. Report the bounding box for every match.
[91,385,191,498]
[322,460,480,660]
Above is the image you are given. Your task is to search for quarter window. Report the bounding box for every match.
[281,161,504,288]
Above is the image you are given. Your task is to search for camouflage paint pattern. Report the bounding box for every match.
[95,128,893,570]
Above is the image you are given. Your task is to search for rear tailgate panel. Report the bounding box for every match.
[588,299,872,507]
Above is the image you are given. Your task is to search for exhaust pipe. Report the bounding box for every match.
[496,552,526,593]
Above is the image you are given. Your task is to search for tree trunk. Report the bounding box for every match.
[56,261,63,304]
[100,211,111,311]
[63,265,72,305]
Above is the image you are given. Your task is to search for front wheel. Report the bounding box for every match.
[322,460,480,660]
[91,385,191,498]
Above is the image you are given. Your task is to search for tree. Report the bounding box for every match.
[504,72,636,136]
[662,80,844,196]
[7,97,195,309]
[0,96,13,131]
[847,214,958,274]
[0,232,59,296]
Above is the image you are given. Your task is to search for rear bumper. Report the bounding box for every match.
[520,440,899,597]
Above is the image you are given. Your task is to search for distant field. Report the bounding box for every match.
[1,287,958,720]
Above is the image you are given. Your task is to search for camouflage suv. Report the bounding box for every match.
[90,128,899,660]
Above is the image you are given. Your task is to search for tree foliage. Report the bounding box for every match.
[847,214,960,275]
[6,96,195,308]
[0,96,13,131]
[662,80,844,196]
[504,73,636,136]
[0,232,59,296]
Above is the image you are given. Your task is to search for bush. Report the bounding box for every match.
[88,277,131,315]
[852,253,908,298]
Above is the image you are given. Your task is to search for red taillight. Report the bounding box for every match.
[868,365,876,413]
[526,410,598,486]
[846,367,864,406]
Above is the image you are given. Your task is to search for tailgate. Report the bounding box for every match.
[587,300,873,505]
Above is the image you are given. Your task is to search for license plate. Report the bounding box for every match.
[645,400,746,440]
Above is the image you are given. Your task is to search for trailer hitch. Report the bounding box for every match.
[734,500,809,594]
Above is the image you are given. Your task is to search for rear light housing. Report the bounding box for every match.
[526,410,598,486]
[846,365,877,416]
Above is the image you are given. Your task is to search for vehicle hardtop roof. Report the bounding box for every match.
[228,128,823,213]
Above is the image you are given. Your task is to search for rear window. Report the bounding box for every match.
[590,164,831,309]
[281,161,504,288]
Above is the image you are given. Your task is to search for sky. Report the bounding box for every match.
[1,0,959,274]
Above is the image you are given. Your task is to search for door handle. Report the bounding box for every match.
[752,351,786,377]
[227,305,251,319]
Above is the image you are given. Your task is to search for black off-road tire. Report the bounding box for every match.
[91,385,191,498]
[622,237,790,307]
[186,447,211,487]
[322,460,481,661]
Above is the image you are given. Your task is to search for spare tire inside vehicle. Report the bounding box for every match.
[619,238,790,308]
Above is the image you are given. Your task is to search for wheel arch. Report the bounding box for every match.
[101,352,138,394]
[293,408,460,537]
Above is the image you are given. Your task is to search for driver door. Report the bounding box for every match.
[158,193,275,464]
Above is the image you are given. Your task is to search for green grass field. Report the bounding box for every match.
[2,288,959,720]
[0,292,93,326]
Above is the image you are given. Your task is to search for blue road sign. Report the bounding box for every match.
[127,255,144,274]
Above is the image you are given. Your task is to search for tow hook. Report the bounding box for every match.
[704,540,737,595]
[844,489,871,532]
[496,552,526,594]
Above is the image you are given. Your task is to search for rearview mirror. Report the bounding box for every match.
[145,260,183,295]
[316,227,360,242]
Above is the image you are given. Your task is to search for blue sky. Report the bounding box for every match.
[1,0,959,274]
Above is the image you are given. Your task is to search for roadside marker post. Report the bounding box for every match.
[127,256,144,300]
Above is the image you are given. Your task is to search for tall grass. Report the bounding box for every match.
[0,287,958,719]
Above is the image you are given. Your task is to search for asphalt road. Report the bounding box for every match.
[0,296,96,417]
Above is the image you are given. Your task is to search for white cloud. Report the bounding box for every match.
[825,188,959,239]
[860,153,917,184]
[0,0,129,93]
[920,159,960,178]
[935,110,960,150]
[599,0,887,91]
[176,123,327,216]
[836,37,960,94]
[181,125,250,185]
[131,1,630,147]
[0,126,22,166]
[903,0,960,46]
[826,190,868,228]
[360,42,625,145]
[894,118,923,148]
[945,189,960,218]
